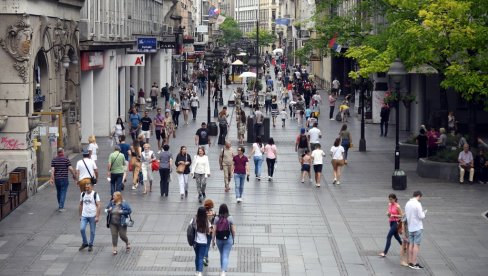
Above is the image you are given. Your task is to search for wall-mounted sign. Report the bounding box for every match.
[81,51,104,71]
[196,25,208,33]
[123,54,145,66]
[159,35,176,49]
[137,37,157,53]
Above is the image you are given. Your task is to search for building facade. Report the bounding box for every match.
[0,0,85,194]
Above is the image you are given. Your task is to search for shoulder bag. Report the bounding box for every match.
[82,159,97,184]
[176,154,187,174]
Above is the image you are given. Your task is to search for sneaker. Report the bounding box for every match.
[79,244,88,251]
[157,150,161,154]
[268,177,272,181]
[220,271,226,276]
[400,262,409,267]
[131,186,136,190]
[301,179,304,183]
[333,179,337,185]
[257,177,261,181]
[58,208,66,212]
[315,183,321,187]
[236,198,241,203]
[414,263,424,269]
[336,181,340,185]
[330,118,335,120]
[203,257,208,266]
[88,245,93,252]
[408,263,419,270]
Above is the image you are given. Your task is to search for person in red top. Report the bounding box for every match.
[232,147,249,203]
[379,193,403,257]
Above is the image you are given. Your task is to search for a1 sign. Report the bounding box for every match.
[123,54,145,66]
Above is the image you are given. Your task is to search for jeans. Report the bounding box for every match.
[55,178,69,209]
[217,235,234,271]
[80,216,96,246]
[234,173,246,199]
[218,124,227,145]
[329,105,335,119]
[383,221,402,254]
[178,173,189,195]
[110,173,123,196]
[159,168,170,196]
[194,242,208,272]
[191,106,198,120]
[253,156,263,177]
[205,234,211,259]
[380,120,389,136]
[341,139,350,160]
[266,158,276,177]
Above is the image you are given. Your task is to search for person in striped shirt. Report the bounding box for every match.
[50,148,77,212]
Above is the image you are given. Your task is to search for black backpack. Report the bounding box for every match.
[186,217,197,246]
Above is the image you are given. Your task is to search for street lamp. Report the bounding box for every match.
[356,76,367,152]
[204,52,215,125]
[387,58,407,190]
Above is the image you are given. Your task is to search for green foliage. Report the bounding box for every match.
[247,79,263,92]
[245,28,276,47]
[218,17,243,45]
[428,148,461,163]
[309,0,488,110]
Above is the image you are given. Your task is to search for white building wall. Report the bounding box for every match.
[80,70,94,141]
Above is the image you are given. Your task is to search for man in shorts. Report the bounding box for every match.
[154,108,165,152]
[140,111,153,144]
[310,144,325,187]
[404,190,427,270]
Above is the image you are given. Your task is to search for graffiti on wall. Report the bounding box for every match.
[0,136,26,150]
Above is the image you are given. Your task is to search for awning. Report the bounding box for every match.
[409,64,438,74]
[231,59,244,65]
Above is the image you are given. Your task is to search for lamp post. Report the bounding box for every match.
[204,52,215,125]
[387,58,407,190]
[357,76,367,152]
[212,47,225,117]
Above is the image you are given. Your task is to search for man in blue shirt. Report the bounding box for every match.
[128,107,141,141]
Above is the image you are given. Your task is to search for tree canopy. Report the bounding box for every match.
[218,17,243,45]
[304,0,488,109]
[245,28,276,47]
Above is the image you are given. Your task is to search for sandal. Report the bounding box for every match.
[112,250,118,255]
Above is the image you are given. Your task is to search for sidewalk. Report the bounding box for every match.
[0,75,487,275]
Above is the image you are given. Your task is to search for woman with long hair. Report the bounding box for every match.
[330,137,345,185]
[193,206,210,276]
[106,191,132,255]
[218,108,229,145]
[181,95,190,125]
[249,136,264,180]
[88,135,99,164]
[111,117,125,145]
[264,137,277,181]
[164,111,175,144]
[175,146,192,199]
[212,204,236,276]
[141,143,155,194]
[190,147,211,203]
[128,140,142,190]
[339,124,352,164]
[379,193,403,257]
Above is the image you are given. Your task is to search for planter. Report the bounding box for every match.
[61,100,73,111]
[416,158,459,182]
[0,116,8,131]
[28,115,41,130]
[399,142,418,159]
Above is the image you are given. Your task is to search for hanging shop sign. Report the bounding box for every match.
[137,37,158,53]
[159,35,176,49]
[81,51,104,71]
[123,54,145,66]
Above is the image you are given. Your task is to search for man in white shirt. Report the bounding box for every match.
[308,123,322,151]
[78,182,101,252]
[458,143,474,183]
[76,149,98,192]
[311,144,325,187]
[332,78,340,94]
[404,190,426,270]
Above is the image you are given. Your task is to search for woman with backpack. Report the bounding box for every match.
[212,204,236,276]
[193,206,211,276]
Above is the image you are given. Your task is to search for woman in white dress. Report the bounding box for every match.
[111,117,125,145]
[141,143,156,194]
[88,135,99,164]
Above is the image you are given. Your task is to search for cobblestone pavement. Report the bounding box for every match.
[0,80,487,276]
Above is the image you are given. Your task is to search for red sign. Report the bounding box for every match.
[81,52,104,71]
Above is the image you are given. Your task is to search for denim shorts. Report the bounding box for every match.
[408,229,423,245]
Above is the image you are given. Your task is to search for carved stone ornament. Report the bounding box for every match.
[0,14,33,83]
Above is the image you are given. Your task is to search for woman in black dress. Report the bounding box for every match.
[416,128,428,159]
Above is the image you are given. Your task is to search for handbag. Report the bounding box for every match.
[124,214,134,227]
[176,154,187,174]
[82,159,97,184]
[151,159,160,171]
[349,143,354,149]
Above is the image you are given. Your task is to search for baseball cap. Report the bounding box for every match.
[300,128,306,134]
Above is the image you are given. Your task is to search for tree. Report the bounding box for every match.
[304,0,488,110]
[218,17,243,45]
[245,28,276,47]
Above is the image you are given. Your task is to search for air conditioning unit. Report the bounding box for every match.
[301,30,310,38]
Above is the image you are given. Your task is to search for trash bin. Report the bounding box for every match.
[392,170,407,190]
[246,116,270,143]
[208,122,218,136]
